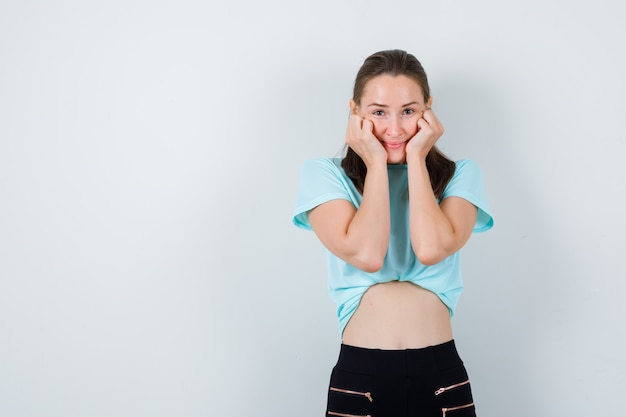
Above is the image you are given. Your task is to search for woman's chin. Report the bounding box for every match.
[386,149,407,165]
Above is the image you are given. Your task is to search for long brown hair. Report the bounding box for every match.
[341,49,455,198]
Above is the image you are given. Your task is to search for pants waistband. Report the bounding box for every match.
[335,339,462,376]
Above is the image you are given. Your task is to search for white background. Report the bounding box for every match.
[1,1,625,416]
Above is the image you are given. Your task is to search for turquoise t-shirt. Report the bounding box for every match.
[292,157,494,336]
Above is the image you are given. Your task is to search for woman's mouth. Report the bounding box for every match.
[383,141,405,150]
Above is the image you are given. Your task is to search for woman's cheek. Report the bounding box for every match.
[406,122,419,137]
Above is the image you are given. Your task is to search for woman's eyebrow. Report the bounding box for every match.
[366,102,389,108]
[366,101,421,108]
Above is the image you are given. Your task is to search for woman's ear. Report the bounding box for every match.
[426,97,433,109]
[349,99,359,115]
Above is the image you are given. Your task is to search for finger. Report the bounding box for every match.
[422,109,442,130]
[348,113,361,127]
[417,108,432,125]
[347,114,362,136]
[361,118,374,133]
[417,116,432,132]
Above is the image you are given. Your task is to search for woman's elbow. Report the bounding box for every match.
[351,252,385,273]
[416,253,443,266]
[359,259,385,273]
[413,246,449,266]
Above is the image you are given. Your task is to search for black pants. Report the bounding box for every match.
[326,340,476,417]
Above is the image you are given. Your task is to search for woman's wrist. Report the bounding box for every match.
[405,150,428,166]
[364,157,389,173]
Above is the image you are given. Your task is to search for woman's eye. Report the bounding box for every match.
[373,110,384,116]
[403,108,415,115]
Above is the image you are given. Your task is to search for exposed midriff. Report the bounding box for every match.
[341,280,453,350]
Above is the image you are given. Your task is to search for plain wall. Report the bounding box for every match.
[1,1,625,416]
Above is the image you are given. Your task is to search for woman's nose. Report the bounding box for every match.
[386,117,402,137]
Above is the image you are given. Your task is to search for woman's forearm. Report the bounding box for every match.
[345,163,391,271]
[406,155,457,265]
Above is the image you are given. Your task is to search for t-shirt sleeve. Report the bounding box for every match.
[292,157,354,231]
[442,159,494,233]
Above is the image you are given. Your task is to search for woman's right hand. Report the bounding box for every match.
[345,115,387,167]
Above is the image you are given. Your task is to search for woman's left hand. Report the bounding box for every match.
[405,109,445,160]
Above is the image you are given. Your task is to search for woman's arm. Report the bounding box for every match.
[308,163,389,272]
[406,110,478,266]
[308,115,390,273]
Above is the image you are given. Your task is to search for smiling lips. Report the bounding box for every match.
[383,141,405,149]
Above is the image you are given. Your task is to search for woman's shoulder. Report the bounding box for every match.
[446,158,494,232]
[453,158,479,169]
[451,158,484,178]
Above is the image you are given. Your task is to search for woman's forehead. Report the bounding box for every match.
[362,74,425,104]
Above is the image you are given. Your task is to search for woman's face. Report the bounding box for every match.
[352,74,431,164]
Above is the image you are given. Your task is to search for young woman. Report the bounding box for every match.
[293,49,493,417]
